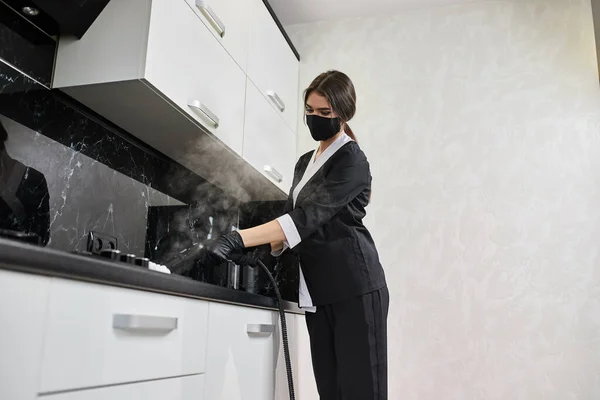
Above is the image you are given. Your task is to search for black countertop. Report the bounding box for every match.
[0,238,303,314]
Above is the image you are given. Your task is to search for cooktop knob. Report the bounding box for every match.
[135,257,150,268]
[120,253,136,264]
[100,249,121,261]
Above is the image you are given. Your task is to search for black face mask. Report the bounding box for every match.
[306,114,341,141]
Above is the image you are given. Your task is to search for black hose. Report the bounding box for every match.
[255,259,296,400]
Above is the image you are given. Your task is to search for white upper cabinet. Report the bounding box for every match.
[243,79,296,193]
[145,0,246,155]
[184,0,251,71]
[54,0,246,157]
[53,0,299,200]
[247,0,299,133]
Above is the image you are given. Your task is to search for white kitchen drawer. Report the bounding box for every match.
[42,374,204,400]
[0,270,50,400]
[243,79,296,193]
[247,0,299,132]
[184,0,251,72]
[204,302,277,400]
[146,0,246,155]
[39,280,209,393]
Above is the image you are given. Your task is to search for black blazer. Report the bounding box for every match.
[283,141,386,306]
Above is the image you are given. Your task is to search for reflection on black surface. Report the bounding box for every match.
[146,202,237,286]
[0,121,49,245]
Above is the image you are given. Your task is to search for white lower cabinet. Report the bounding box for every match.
[42,374,204,400]
[0,270,299,400]
[204,302,277,400]
[39,279,209,393]
[0,270,50,400]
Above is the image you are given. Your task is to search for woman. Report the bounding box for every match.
[202,71,388,399]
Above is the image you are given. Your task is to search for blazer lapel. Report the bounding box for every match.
[295,168,324,207]
[290,152,312,194]
[294,135,354,208]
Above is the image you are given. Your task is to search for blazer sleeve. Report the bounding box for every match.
[271,193,293,257]
[271,153,308,256]
[277,147,370,248]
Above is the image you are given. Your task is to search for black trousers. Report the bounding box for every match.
[305,286,389,400]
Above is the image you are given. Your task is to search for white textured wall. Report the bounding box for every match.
[288,0,600,398]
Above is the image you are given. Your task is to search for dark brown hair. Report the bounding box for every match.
[304,70,357,141]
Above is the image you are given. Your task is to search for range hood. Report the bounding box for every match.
[3,0,111,38]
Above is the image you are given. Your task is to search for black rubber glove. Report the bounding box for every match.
[229,245,267,267]
[199,231,245,267]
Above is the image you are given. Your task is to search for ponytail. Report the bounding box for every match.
[344,123,357,142]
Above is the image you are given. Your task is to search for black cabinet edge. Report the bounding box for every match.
[592,0,600,80]
[262,0,300,61]
[0,239,304,314]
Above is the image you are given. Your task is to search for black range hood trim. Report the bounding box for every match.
[1,0,111,39]
[32,0,111,39]
[592,0,600,80]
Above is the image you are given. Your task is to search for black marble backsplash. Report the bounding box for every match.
[0,61,239,261]
[0,4,299,302]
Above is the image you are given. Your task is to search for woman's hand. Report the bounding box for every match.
[200,231,245,266]
[198,231,272,268]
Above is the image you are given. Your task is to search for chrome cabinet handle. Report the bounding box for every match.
[247,324,275,337]
[266,91,285,112]
[113,314,178,332]
[195,0,226,37]
[188,100,220,128]
[264,165,283,183]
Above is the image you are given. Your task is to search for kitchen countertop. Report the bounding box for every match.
[0,238,303,314]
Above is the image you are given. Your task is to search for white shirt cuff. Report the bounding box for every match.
[276,214,302,249]
[270,241,289,257]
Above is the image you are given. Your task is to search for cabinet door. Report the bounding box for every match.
[243,79,296,193]
[145,0,246,156]
[0,270,50,400]
[43,374,204,400]
[247,0,299,132]
[184,0,251,72]
[204,302,277,400]
[40,279,209,393]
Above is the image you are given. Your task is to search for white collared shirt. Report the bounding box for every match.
[273,133,354,312]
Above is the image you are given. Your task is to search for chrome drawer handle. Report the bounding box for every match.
[113,314,178,332]
[247,324,275,337]
[195,0,226,37]
[264,165,283,183]
[266,91,285,112]
[188,100,220,128]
